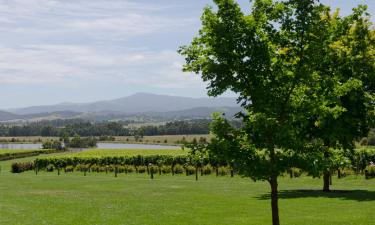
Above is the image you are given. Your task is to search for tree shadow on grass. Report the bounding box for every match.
[257,189,375,202]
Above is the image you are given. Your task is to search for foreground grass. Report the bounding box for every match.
[0,158,374,225]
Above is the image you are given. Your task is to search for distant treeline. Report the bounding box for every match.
[0,119,242,137]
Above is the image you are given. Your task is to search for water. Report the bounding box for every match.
[0,143,180,150]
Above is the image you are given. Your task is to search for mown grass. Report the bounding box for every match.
[40,148,187,159]
[0,156,374,225]
[0,134,211,145]
[0,149,41,154]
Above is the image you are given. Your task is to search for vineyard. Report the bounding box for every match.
[11,149,236,179]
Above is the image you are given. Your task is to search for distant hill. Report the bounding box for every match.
[8,93,237,115]
[0,111,20,121]
[0,93,240,122]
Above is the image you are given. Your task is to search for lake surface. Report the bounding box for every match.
[0,143,180,150]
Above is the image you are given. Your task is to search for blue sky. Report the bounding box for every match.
[0,0,374,108]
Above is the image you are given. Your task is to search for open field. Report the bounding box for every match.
[0,149,41,154]
[0,136,58,143]
[0,149,55,161]
[1,156,374,225]
[0,134,211,145]
[113,134,211,145]
[42,148,187,158]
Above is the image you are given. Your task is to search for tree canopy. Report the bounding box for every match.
[179,1,374,225]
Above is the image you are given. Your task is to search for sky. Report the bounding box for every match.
[0,0,374,109]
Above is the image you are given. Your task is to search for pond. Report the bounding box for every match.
[0,143,181,150]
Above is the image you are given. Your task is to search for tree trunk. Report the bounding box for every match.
[337,169,341,179]
[195,166,198,181]
[270,176,280,225]
[323,171,330,192]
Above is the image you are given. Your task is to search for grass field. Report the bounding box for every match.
[0,134,211,145]
[43,148,187,158]
[0,149,41,154]
[0,149,55,161]
[1,156,374,225]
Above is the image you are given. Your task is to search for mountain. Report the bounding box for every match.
[8,93,238,115]
[0,111,20,121]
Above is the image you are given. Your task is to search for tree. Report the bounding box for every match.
[179,0,374,224]
[298,5,375,192]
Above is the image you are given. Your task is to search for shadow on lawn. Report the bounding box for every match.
[257,189,375,202]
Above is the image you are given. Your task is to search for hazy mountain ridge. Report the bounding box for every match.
[0,93,239,122]
[7,93,237,115]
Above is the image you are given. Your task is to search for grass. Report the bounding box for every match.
[0,157,374,225]
[113,134,211,145]
[0,134,211,145]
[40,148,187,159]
[0,149,42,154]
[0,149,56,161]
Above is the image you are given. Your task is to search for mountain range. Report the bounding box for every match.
[0,93,240,122]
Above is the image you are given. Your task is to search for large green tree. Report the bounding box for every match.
[179,0,374,224]
[302,5,375,191]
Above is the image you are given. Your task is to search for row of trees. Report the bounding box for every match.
[42,135,97,150]
[0,120,219,137]
[0,119,225,137]
[179,1,375,224]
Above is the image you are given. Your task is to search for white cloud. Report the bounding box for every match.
[0,45,201,89]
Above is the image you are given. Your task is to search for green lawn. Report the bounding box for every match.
[0,157,374,225]
[0,149,41,154]
[47,148,187,158]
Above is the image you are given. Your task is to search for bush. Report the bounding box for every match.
[367,129,375,146]
[46,164,54,172]
[360,137,368,146]
[149,165,158,174]
[65,165,74,172]
[11,162,34,173]
[185,165,196,175]
[365,164,375,179]
[202,164,213,175]
[218,166,229,176]
[173,164,184,174]
[124,165,135,173]
[137,166,147,173]
[42,139,64,151]
[289,168,302,178]
[161,165,172,174]
[90,164,99,172]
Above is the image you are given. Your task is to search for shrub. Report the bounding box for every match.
[149,165,158,174]
[289,168,302,178]
[202,164,213,175]
[46,164,54,172]
[65,165,74,172]
[365,164,375,179]
[185,165,196,175]
[360,137,368,146]
[218,166,229,176]
[90,164,99,172]
[161,165,172,174]
[174,164,184,174]
[124,165,135,173]
[11,162,34,173]
[137,166,147,173]
[42,139,64,151]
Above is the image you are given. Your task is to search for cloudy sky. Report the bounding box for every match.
[0,0,374,108]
